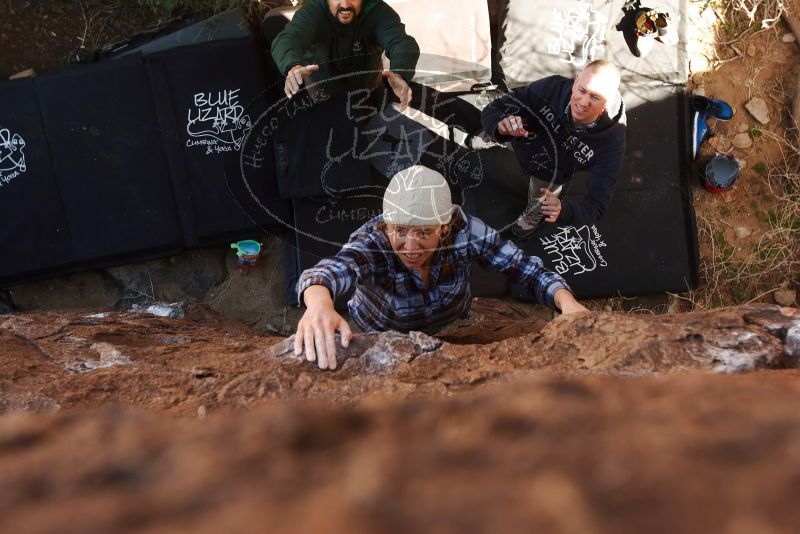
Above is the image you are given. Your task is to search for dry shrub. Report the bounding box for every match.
[684,129,799,310]
[714,0,787,40]
[681,0,799,309]
[135,0,292,24]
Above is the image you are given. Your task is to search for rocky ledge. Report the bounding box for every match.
[0,301,798,533]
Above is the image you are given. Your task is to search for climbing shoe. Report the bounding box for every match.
[692,95,734,121]
[511,185,563,240]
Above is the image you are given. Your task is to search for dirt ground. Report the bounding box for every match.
[0,1,164,75]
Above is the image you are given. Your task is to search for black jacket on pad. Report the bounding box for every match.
[481,75,626,225]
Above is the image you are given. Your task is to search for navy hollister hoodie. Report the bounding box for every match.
[481,75,626,225]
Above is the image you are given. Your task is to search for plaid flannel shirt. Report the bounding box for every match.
[297,206,571,333]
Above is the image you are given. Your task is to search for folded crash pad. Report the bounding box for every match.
[0,37,291,287]
[36,57,184,264]
[148,38,290,245]
[0,58,184,286]
[0,78,75,283]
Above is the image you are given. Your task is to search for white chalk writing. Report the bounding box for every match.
[540,225,608,276]
[317,88,482,198]
[0,128,27,188]
[186,89,252,154]
[546,1,607,66]
[315,204,382,225]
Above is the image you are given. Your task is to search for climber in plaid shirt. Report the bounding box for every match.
[296,165,588,370]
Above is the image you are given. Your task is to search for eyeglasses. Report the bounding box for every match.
[386,225,441,240]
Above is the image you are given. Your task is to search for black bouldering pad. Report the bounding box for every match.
[36,57,183,263]
[0,78,74,284]
[462,84,697,298]
[0,37,292,288]
[148,38,290,245]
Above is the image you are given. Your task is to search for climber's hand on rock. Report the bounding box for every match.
[554,288,589,315]
[294,285,353,370]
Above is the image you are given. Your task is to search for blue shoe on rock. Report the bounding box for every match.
[692,95,733,121]
[691,95,732,159]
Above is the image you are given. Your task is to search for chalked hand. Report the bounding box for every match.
[294,285,352,371]
[382,70,412,110]
[497,115,529,138]
[285,64,320,99]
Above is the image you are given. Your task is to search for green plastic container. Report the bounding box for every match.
[231,240,262,269]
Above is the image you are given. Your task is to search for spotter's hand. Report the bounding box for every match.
[284,64,320,99]
[383,70,412,110]
[497,115,529,138]
[540,188,562,223]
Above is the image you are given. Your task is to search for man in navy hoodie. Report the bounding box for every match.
[480,60,626,238]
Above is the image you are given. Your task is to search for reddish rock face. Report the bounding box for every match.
[0,301,798,532]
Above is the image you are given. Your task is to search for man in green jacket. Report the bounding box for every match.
[271,0,420,106]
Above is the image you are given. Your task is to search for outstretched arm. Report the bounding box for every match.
[374,3,420,82]
[270,2,322,82]
[382,70,412,109]
[481,85,539,141]
[462,211,577,310]
[294,224,386,370]
[283,64,320,99]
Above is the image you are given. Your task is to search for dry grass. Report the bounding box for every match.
[713,0,787,41]
[133,0,291,29]
[686,121,798,309]
[677,0,800,310]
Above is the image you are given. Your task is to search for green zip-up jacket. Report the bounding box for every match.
[271,0,419,95]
